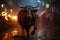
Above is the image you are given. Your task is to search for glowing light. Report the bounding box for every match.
[10,9,13,13]
[1,11,8,20]
[5,16,8,20]
[12,16,17,21]
[8,14,11,17]
[1,11,7,16]
[5,9,7,12]
[4,33,8,39]
[39,10,46,17]
[12,29,18,36]
[37,0,40,2]
[46,3,50,8]
[1,4,4,8]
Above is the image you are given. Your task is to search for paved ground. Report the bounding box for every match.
[2,9,50,40]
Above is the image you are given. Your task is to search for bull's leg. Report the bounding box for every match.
[22,28,25,37]
[26,29,29,37]
[31,23,37,36]
[27,30,29,37]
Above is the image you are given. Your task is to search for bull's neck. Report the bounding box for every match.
[26,8,32,17]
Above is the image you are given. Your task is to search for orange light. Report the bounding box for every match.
[10,9,13,13]
[12,16,17,21]
[12,29,18,36]
[1,11,8,20]
[4,33,8,39]
[1,11,7,16]
[5,16,8,20]
[8,14,11,17]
